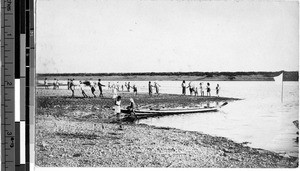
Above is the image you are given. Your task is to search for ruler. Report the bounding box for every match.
[1,0,35,170]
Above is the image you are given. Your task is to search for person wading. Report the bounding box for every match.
[97,79,105,97]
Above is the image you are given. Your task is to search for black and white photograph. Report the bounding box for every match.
[35,0,298,168]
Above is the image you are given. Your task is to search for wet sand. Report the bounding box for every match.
[35,88,298,167]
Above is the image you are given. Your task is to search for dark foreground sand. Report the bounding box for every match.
[35,88,298,167]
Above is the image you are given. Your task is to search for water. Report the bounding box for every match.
[139,81,299,157]
[38,80,299,156]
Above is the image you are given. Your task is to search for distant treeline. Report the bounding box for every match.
[37,71,298,81]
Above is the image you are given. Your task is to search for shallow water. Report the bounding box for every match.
[37,80,299,156]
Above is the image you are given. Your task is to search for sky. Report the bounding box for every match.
[36,0,299,73]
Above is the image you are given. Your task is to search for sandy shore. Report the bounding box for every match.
[35,88,298,167]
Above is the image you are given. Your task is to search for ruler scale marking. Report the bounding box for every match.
[2,0,34,170]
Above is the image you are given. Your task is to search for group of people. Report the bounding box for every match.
[181,80,220,97]
[148,81,161,96]
[65,78,105,98]
[108,82,138,97]
[43,78,60,89]
[43,78,220,98]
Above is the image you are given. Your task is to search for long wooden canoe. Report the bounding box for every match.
[121,106,219,119]
[121,102,228,119]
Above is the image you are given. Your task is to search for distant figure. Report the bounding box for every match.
[188,82,193,95]
[121,85,124,91]
[53,78,57,89]
[132,85,138,96]
[91,82,96,98]
[67,79,70,90]
[206,83,211,96]
[194,87,198,96]
[114,96,122,130]
[70,79,75,97]
[125,82,128,90]
[97,79,105,97]
[148,81,153,96]
[56,79,60,89]
[80,81,88,98]
[116,82,120,91]
[181,80,186,95]
[127,82,131,92]
[187,81,196,96]
[154,82,161,95]
[108,82,111,89]
[216,84,220,97]
[200,83,204,96]
[112,86,118,99]
[44,78,49,89]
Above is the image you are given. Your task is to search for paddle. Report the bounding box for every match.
[220,102,228,107]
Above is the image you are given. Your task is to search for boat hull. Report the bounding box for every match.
[121,107,218,119]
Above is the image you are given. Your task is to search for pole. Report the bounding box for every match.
[281,71,284,103]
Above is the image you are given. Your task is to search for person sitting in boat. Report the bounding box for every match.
[126,98,136,114]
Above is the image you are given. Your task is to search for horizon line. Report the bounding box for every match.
[36,70,298,74]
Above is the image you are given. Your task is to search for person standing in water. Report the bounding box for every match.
[154,82,161,95]
[97,79,105,97]
[90,82,96,98]
[132,85,138,96]
[216,84,220,97]
[181,80,186,95]
[116,82,120,91]
[67,79,70,90]
[70,79,75,97]
[44,78,49,89]
[80,81,89,98]
[206,83,211,96]
[127,82,131,92]
[148,81,153,96]
[53,78,57,89]
[194,87,198,96]
[199,83,204,96]
[56,79,60,89]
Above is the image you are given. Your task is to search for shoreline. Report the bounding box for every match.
[36,89,298,167]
